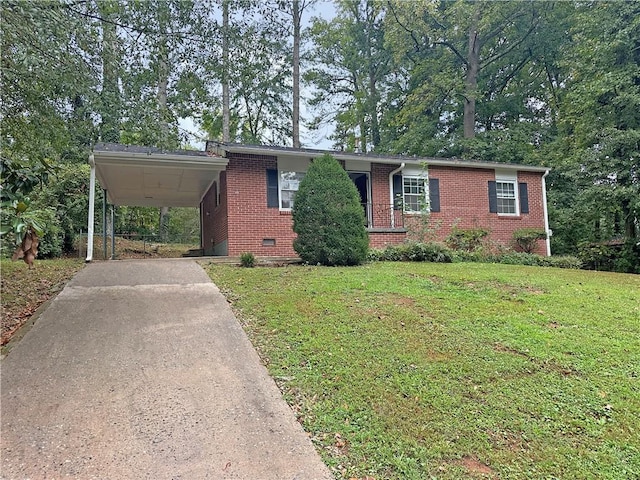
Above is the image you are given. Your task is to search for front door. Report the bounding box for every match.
[348,172,371,227]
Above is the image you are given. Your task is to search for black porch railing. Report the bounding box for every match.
[362,203,405,230]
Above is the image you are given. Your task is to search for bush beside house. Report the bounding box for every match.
[292,154,369,266]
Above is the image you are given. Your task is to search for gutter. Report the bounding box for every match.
[389,163,405,228]
[93,150,229,169]
[209,141,548,172]
[86,154,96,262]
[542,169,552,256]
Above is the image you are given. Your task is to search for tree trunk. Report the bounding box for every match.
[222,0,230,142]
[292,0,301,148]
[622,198,637,241]
[159,206,170,243]
[157,21,170,239]
[365,1,380,149]
[99,1,120,143]
[157,40,169,144]
[464,7,481,139]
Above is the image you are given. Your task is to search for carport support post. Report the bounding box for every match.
[111,205,115,260]
[102,189,107,260]
[86,154,96,262]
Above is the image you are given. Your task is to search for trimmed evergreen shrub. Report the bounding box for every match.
[446,226,489,252]
[513,228,547,253]
[368,242,453,263]
[292,154,369,266]
[240,252,256,268]
[451,250,582,269]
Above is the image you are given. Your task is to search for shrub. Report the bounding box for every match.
[369,242,452,263]
[614,240,640,274]
[446,227,489,252]
[451,250,581,269]
[513,228,547,253]
[577,242,616,271]
[292,155,369,266]
[240,252,256,268]
[30,163,95,253]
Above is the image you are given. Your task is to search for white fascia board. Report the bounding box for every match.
[93,151,229,169]
[216,143,549,173]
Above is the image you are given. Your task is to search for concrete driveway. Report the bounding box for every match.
[1,259,333,479]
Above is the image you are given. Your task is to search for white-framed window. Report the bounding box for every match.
[496,181,517,215]
[403,176,428,213]
[279,171,305,210]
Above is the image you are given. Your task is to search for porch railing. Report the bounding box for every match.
[362,203,405,230]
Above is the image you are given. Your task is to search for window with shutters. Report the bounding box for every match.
[279,171,305,210]
[496,181,517,215]
[403,176,428,213]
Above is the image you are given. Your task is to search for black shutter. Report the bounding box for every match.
[488,181,498,213]
[429,178,440,212]
[266,169,278,208]
[393,174,403,210]
[519,182,529,214]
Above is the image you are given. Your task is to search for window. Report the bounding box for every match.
[496,181,517,215]
[279,171,305,210]
[403,176,427,213]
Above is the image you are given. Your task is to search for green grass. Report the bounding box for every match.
[204,261,640,480]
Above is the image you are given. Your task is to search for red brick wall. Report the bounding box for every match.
[417,166,547,255]
[201,173,229,255]
[205,155,548,257]
[369,232,408,249]
[225,153,298,256]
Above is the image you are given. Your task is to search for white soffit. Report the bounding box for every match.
[93,150,228,208]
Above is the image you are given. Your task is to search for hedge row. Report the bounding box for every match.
[369,242,582,269]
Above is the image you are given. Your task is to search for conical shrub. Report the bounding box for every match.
[292,154,369,265]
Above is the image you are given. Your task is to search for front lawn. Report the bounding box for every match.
[205,262,640,480]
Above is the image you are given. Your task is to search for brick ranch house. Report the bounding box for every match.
[88,142,551,260]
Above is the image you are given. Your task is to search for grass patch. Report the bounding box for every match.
[1,258,84,346]
[204,261,640,480]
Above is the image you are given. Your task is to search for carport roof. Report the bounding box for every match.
[92,143,228,207]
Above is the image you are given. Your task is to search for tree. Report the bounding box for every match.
[201,0,293,144]
[279,0,316,148]
[1,0,99,166]
[1,0,100,254]
[292,154,369,265]
[306,0,390,152]
[384,0,546,156]
[551,1,640,271]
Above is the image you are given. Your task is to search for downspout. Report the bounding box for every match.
[542,169,552,256]
[389,162,405,229]
[86,153,96,262]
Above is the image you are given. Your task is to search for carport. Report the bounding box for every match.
[86,143,228,261]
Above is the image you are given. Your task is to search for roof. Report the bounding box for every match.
[90,141,549,208]
[92,142,228,207]
[206,141,550,173]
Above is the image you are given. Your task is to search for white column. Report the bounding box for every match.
[86,154,96,262]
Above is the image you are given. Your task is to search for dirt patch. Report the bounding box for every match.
[493,343,579,377]
[459,456,495,476]
[425,350,451,362]
[494,343,529,357]
[1,260,83,348]
[380,294,416,307]
[487,428,530,452]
